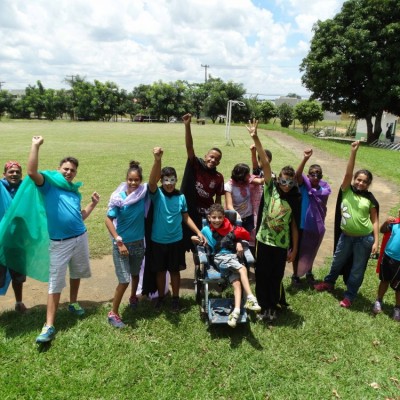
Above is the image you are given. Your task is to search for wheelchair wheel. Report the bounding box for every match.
[194,263,205,304]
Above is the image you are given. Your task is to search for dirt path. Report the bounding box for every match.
[1,131,399,312]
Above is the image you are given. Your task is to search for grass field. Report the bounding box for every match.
[1,119,400,399]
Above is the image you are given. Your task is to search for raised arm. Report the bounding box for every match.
[341,141,360,190]
[182,113,195,161]
[27,136,45,186]
[149,147,163,193]
[250,144,258,171]
[81,192,100,220]
[246,119,271,183]
[295,149,313,186]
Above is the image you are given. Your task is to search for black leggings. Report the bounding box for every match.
[255,242,287,310]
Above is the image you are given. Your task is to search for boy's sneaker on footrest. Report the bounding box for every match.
[245,297,261,312]
[227,311,240,328]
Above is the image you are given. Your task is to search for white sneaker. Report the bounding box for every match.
[227,311,240,328]
[245,297,262,312]
[393,307,400,322]
[372,300,382,314]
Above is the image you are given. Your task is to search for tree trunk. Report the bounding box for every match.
[372,110,383,142]
[365,116,373,143]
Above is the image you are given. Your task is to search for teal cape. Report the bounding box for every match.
[0,171,82,282]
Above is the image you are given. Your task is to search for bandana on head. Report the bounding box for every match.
[4,161,21,171]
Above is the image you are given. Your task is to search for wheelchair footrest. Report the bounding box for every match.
[208,298,247,324]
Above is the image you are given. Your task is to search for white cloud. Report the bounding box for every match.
[0,0,345,96]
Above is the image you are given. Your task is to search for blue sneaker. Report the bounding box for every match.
[68,302,85,316]
[108,311,126,328]
[36,324,56,343]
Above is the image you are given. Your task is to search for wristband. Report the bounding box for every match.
[114,236,123,246]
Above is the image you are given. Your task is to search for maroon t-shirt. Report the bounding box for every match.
[192,157,225,214]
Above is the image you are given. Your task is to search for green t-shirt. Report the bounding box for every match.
[340,186,374,235]
[256,180,292,249]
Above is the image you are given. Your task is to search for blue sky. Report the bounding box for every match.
[0,0,345,98]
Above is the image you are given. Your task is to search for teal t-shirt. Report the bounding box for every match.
[107,192,145,242]
[256,180,292,249]
[150,188,187,244]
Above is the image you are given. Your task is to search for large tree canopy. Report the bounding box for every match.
[300,0,400,143]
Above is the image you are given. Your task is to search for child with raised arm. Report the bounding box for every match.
[28,136,100,343]
[148,147,206,312]
[247,120,300,322]
[372,211,400,321]
[181,113,225,254]
[105,161,148,328]
[314,141,379,308]
[192,203,261,328]
[291,149,331,286]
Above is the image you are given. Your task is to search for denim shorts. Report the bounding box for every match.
[113,240,145,284]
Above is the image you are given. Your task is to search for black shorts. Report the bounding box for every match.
[379,253,400,291]
[0,265,26,288]
[151,240,186,273]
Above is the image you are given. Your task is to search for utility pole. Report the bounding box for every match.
[201,64,210,83]
[0,81,5,90]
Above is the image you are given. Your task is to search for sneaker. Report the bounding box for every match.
[68,302,85,316]
[245,297,261,312]
[108,311,126,328]
[171,297,180,313]
[393,307,400,322]
[227,311,240,328]
[15,303,27,313]
[154,297,164,310]
[340,298,352,308]
[305,273,317,285]
[372,300,382,314]
[314,282,334,292]
[36,324,56,343]
[129,296,138,309]
[266,309,277,322]
[291,275,301,287]
[256,310,267,322]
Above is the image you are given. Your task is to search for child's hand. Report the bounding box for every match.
[250,144,256,153]
[304,149,313,159]
[182,113,192,125]
[236,242,244,258]
[246,119,258,137]
[32,136,44,147]
[351,140,360,152]
[91,192,100,204]
[387,216,396,224]
[286,248,296,263]
[153,147,163,160]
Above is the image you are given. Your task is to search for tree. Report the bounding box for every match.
[301,0,400,143]
[258,100,277,123]
[203,78,246,123]
[0,90,14,120]
[277,103,294,128]
[294,100,324,132]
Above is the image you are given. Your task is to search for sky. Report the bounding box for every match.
[0,0,345,98]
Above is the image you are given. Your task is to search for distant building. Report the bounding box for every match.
[8,89,25,100]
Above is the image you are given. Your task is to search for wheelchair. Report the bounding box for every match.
[193,210,255,326]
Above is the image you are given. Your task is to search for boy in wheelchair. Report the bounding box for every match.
[192,203,261,327]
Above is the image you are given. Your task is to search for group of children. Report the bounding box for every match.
[1,116,399,343]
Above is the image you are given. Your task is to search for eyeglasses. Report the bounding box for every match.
[162,177,177,185]
[278,178,295,187]
[309,173,322,179]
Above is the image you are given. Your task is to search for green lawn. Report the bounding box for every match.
[1,119,400,399]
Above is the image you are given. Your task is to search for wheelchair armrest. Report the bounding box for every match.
[197,245,209,266]
[241,240,255,266]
